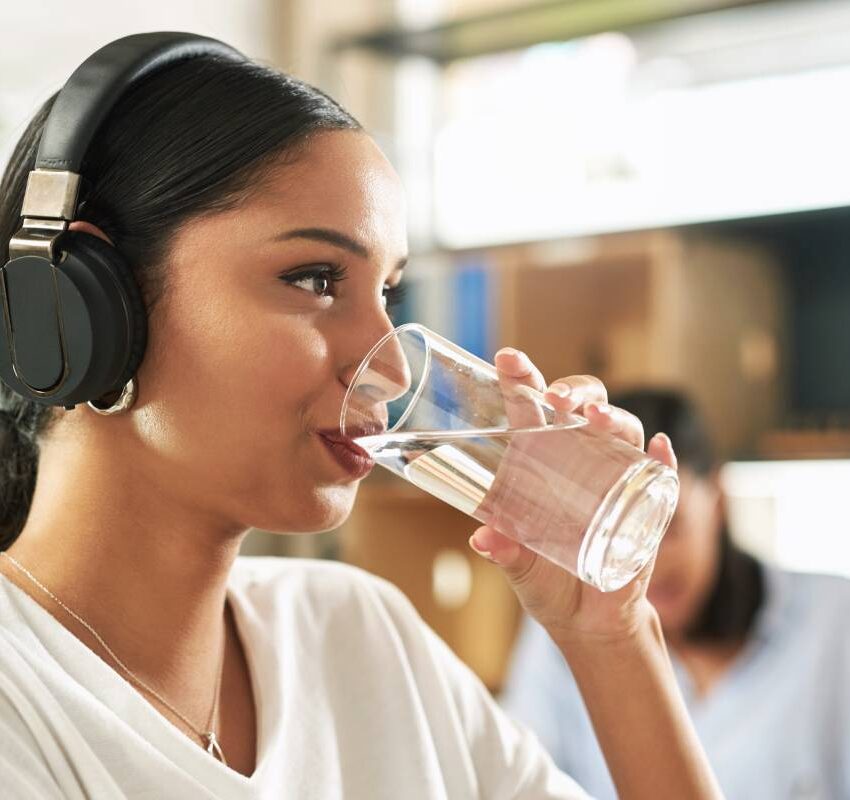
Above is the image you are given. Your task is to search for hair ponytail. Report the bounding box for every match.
[0,407,42,550]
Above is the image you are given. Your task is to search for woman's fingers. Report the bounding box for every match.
[494,356,653,456]
[468,525,525,568]
[468,525,550,592]
[647,431,678,470]
[545,375,645,450]
[494,348,548,428]
[495,353,615,434]
[584,402,645,450]
[545,375,608,415]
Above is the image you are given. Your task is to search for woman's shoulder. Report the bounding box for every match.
[229,556,469,708]
[774,566,850,609]
[766,565,850,648]
[231,554,407,596]
[229,555,419,629]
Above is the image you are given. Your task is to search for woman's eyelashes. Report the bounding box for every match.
[279,264,348,298]
[383,281,408,312]
[279,263,407,313]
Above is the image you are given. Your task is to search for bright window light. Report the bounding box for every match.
[722,460,850,578]
[434,38,850,247]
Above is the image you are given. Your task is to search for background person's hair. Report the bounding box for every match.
[0,55,360,551]
[611,388,765,642]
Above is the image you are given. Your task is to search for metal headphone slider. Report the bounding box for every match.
[8,170,81,261]
[9,218,68,261]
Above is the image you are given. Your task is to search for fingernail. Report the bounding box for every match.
[595,403,612,415]
[655,432,672,447]
[549,383,571,399]
[468,535,497,563]
[497,348,532,372]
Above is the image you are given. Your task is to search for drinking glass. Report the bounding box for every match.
[340,323,678,592]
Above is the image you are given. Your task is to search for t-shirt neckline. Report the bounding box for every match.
[0,566,272,792]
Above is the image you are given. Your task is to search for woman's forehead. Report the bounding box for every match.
[262,132,403,208]
[166,133,408,273]
[246,131,407,248]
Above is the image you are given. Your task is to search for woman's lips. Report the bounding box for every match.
[317,432,375,480]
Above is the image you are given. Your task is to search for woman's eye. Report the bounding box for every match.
[281,265,347,298]
[290,274,331,296]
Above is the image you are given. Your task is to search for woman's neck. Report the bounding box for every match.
[1,426,249,722]
[667,636,747,698]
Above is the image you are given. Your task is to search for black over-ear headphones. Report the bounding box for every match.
[0,32,243,411]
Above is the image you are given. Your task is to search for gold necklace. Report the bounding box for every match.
[0,551,228,765]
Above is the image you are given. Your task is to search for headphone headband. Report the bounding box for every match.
[14,32,245,252]
[38,32,243,173]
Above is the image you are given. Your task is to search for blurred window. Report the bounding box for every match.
[403,1,850,247]
[723,460,850,578]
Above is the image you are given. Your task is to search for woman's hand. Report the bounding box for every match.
[468,347,678,647]
[468,350,724,799]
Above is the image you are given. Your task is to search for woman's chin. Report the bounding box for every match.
[279,485,358,533]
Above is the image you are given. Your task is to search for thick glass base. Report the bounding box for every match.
[577,459,679,592]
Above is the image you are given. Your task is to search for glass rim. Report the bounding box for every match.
[339,322,431,436]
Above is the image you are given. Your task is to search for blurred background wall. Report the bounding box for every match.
[3,0,850,691]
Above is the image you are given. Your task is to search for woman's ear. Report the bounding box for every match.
[67,220,114,246]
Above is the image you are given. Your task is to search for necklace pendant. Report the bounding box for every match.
[204,731,227,765]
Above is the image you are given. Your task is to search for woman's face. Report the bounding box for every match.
[646,466,725,638]
[129,130,408,535]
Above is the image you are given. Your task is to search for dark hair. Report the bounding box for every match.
[0,54,360,551]
[611,388,764,643]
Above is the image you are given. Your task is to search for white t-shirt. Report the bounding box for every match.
[0,556,588,800]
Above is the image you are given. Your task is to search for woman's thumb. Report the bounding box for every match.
[468,526,540,586]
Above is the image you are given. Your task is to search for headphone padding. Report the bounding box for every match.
[61,232,148,389]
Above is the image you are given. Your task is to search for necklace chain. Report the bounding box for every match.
[0,551,227,765]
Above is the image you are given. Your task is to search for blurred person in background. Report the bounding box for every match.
[0,33,722,799]
[502,389,850,799]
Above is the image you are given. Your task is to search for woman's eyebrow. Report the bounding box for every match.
[273,226,369,258]
[273,226,408,271]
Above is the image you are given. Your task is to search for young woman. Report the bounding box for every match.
[0,34,720,799]
[502,390,850,799]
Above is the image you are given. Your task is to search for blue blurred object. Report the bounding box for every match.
[453,260,493,360]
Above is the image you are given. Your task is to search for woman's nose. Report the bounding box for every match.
[340,322,413,434]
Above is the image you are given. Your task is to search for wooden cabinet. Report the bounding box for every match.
[492,228,788,458]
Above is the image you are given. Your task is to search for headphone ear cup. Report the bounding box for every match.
[65,232,148,387]
[0,231,147,408]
